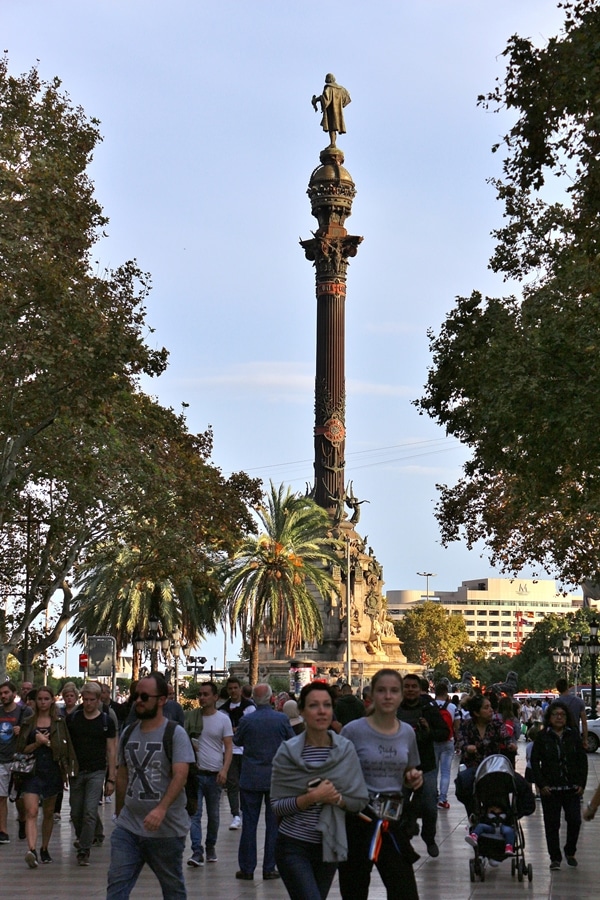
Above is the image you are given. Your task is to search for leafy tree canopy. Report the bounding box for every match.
[417,2,600,586]
[393,601,470,679]
[0,59,261,677]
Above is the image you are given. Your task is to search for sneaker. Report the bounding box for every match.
[40,848,52,864]
[465,833,478,848]
[77,850,90,867]
[187,852,204,868]
[104,795,112,803]
[206,847,217,862]
[0,832,9,844]
[427,841,440,858]
[263,871,280,880]
[18,820,26,840]
[437,800,450,809]
[550,859,561,870]
[504,844,515,856]
[73,840,81,851]
[229,815,242,830]
[235,871,253,880]
[92,837,104,846]
[565,855,577,867]
[25,848,38,868]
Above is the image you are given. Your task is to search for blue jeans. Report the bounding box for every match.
[190,773,221,853]
[275,833,337,900]
[106,825,186,899]
[239,789,277,874]
[70,770,106,851]
[474,822,515,845]
[434,740,454,803]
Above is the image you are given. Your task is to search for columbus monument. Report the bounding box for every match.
[298,74,407,678]
[244,76,413,685]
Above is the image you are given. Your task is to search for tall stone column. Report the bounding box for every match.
[300,145,362,514]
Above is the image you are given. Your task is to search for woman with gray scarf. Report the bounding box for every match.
[271,682,368,900]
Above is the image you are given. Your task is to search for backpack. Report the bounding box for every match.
[121,719,200,816]
[437,700,454,742]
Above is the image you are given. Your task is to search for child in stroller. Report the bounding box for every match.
[465,754,535,883]
[465,802,515,856]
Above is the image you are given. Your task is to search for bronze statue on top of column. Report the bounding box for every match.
[312,74,351,147]
[301,75,362,516]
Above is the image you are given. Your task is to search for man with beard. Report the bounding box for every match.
[0,682,33,843]
[397,673,448,858]
[106,673,194,899]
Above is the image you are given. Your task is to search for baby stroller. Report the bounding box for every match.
[467,754,533,884]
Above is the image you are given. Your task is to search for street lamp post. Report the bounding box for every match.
[417,571,436,603]
[588,620,600,720]
[576,620,600,720]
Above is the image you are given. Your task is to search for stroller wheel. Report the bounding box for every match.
[517,860,524,882]
[469,859,475,882]
[511,858,516,877]
[527,863,533,882]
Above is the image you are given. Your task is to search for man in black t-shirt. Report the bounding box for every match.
[67,682,117,865]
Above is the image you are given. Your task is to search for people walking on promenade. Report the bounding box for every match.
[233,683,293,882]
[187,681,232,868]
[338,669,423,900]
[531,699,587,870]
[271,681,368,900]
[67,682,117,866]
[15,686,78,868]
[106,673,194,899]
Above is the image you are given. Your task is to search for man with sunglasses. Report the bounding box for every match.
[107,673,195,899]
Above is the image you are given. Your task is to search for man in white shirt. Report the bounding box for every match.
[187,682,232,868]
[433,682,458,810]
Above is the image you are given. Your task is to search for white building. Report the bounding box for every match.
[386,577,581,655]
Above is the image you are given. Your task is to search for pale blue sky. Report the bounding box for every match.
[2,1,571,672]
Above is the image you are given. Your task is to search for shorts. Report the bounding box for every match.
[0,762,11,797]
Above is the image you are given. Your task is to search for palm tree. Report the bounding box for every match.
[71,546,222,680]
[222,482,341,685]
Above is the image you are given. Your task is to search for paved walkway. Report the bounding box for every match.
[2,743,600,899]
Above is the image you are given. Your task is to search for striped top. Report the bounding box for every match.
[271,745,331,844]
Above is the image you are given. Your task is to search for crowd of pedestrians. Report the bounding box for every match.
[1,670,600,899]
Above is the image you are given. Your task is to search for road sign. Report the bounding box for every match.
[87,635,116,677]
[79,653,88,671]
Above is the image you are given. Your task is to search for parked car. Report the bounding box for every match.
[586,716,600,753]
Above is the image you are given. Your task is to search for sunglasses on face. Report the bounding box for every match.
[134,692,160,702]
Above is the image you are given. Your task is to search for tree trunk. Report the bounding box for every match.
[132,648,141,683]
[249,629,259,686]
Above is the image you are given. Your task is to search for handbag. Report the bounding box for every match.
[11,752,36,776]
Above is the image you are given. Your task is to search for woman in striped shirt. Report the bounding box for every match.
[271,682,368,900]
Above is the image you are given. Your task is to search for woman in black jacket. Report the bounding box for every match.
[531,700,587,870]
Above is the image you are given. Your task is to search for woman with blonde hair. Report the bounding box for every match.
[15,686,78,867]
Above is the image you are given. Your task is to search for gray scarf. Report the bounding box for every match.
[270,731,369,862]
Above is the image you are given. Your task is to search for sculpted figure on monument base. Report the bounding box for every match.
[312,74,351,146]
